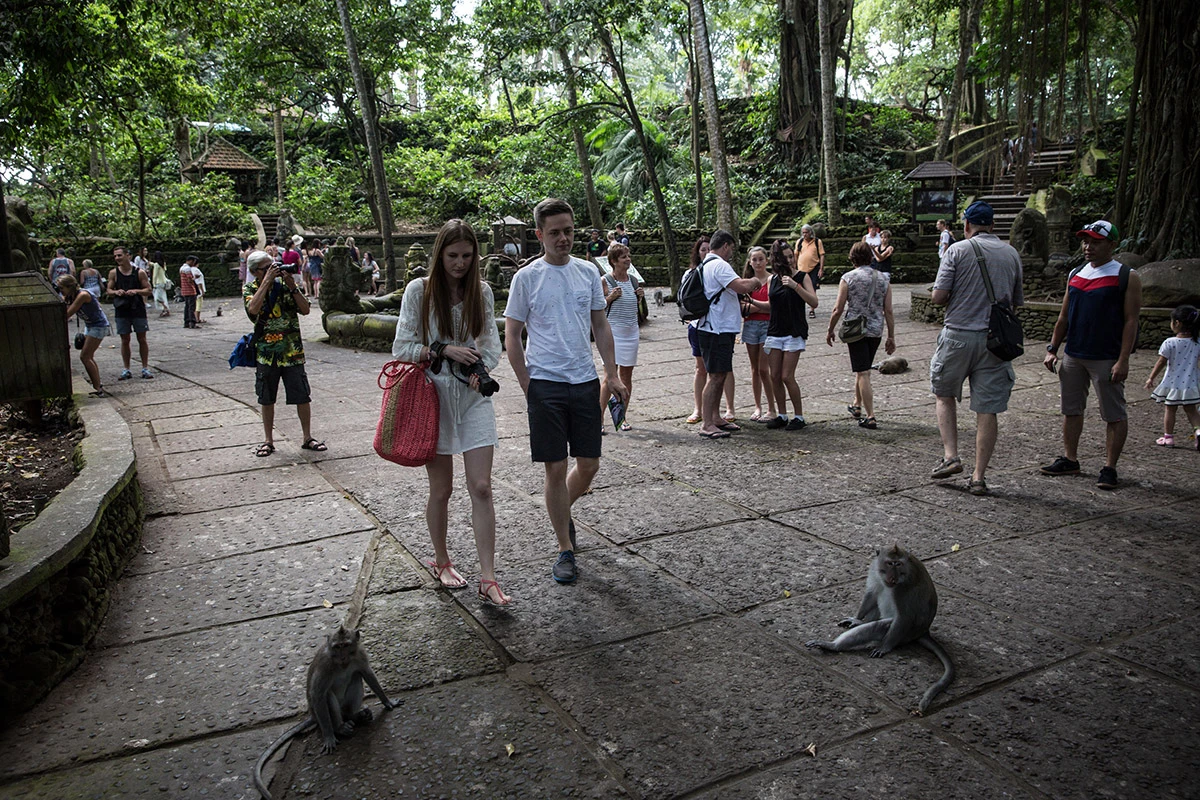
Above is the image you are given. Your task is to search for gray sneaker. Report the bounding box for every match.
[552,551,578,584]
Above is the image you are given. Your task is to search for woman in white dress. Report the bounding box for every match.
[392,219,510,606]
[600,243,642,431]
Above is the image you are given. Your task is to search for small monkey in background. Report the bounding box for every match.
[254,625,396,800]
[806,543,955,714]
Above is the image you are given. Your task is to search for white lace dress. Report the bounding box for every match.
[392,279,502,454]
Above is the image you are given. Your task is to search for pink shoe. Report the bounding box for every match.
[1156,434,1174,447]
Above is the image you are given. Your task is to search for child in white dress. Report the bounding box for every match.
[1144,305,1200,449]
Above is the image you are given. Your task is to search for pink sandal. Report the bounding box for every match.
[478,579,511,606]
[1156,434,1174,447]
[426,560,467,589]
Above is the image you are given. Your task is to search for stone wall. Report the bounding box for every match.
[910,290,1175,350]
[0,401,143,720]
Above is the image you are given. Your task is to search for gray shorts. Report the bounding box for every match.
[929,327,1015,414]
[1058,354,1127,422]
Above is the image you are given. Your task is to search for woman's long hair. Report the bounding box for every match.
[422,219,484,343]
[690,235,711,268]
[769,238,790,277]
[741,246,766,278]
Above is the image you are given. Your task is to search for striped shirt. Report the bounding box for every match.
[604,274,639,328]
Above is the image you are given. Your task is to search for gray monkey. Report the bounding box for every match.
[806,543,955,714]
[254,625,396,800]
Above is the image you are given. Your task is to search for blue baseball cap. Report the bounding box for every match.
[963,201,994,225]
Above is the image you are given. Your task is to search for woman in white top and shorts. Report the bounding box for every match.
[392,219,510,606]
[600,242,642,431]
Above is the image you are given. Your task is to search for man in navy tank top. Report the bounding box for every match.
[1040,220,1143,490]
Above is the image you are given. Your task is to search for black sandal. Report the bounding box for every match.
[858,417,878,430]
[256,442,275,457]
[301,438,328,451]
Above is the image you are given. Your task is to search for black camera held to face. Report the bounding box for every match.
[278,261,299,274]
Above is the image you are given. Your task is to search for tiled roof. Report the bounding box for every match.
[905,160,970,180]
[185,138,266,172]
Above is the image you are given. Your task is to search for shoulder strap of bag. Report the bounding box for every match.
[252,284,281,337]
[969,239,998,305]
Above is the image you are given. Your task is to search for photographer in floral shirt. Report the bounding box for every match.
[243,249,327,457]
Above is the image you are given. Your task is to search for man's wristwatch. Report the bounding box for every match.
[1046,343,1058,354]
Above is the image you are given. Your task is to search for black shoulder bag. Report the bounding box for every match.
[971,240,1024,361]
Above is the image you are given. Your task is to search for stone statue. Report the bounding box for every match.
[1044,186,1072,258]
[275,209,298,244]
[404,242,428,282]
[1009,208,1050,265]
[5,196,39,273]
[217,237,242,265]
[318,245,373,316]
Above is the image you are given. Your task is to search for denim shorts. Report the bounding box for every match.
[742,319,769,346]
[764,334,806,353]
[688,324,702,358]
[114,316,149,335]
[84,325,111,340]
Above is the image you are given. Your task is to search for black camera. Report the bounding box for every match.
[278,261,299,274]
[460,360,499,397]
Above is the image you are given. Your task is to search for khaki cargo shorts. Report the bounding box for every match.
[929,327,1016,414]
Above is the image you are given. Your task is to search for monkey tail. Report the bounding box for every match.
[915,635,955,714]
[254,717,315,800]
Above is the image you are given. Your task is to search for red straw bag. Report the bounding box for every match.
[374,360,439,466]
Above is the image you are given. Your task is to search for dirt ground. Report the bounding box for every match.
[0,401,82,532]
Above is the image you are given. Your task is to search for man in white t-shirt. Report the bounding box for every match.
[505,198,627,585]
[695,229,764,438]
[937,219,954,260]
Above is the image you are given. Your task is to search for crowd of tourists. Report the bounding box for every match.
[57,196,1197,610]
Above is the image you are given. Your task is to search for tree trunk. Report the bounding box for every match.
[273,107,287,203]
[596,28,680,288]
[681,20,705,227]
[335,0,397,291]
[935,0,983,161]
[690,0,735,237]
[779,0,822,166]
[1123,0,1199,259]
[0,175,13,274]
[541,0,602,230]
[173,117,192,177]
[816,0,840,223]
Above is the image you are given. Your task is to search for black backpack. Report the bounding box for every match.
[678,256,722,323]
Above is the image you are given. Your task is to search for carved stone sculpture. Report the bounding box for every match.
[1009,208,1050,265]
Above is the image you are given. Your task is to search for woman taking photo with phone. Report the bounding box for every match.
[392,219,509,606]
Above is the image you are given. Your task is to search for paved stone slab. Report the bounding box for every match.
[113,385,220,407]
[696,723,1035,799]
[0,724,292,799]
[368,534,427,594]
[287,674,624,799]
[314,453,429,517]
[462,547,721,661]
[161,440,324,480]
[358,591,503,691]
[630,520,863,612]
[152,421,266,455]
[775,495,1012,555]
[749,581,1083,714]
[0,609,329,778]
[929,537,1196,643]
[571,479,756,545]
[1106,617,1200,687]
[97,531,370,646]
[938,653,1200,799]
[172,462,332,512]
[123,396,247,423]
[151,407,261,435]
[528,616,901,797]
[128,493,374,575]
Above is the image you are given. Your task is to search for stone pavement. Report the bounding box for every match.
[1,288,1197,799]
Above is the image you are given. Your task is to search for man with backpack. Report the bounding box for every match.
[686,229,763,439]
[1040,220,1142,490]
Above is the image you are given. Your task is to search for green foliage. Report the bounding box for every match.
[1064,174,1117,221]
[154,173,246,236]
[834,170,910,225]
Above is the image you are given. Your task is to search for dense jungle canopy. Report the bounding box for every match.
[0,0,1195,277]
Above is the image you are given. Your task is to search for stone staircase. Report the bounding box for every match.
[974,143,1077,238]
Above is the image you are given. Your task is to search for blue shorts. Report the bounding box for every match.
[114,316,149,335]
[84,325,111,340]
[688,324,702,358]
[742,319,769,346]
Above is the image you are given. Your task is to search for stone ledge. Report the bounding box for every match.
[0,399,136,610]
[0,397,143,719]
[910,290,1175,349]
